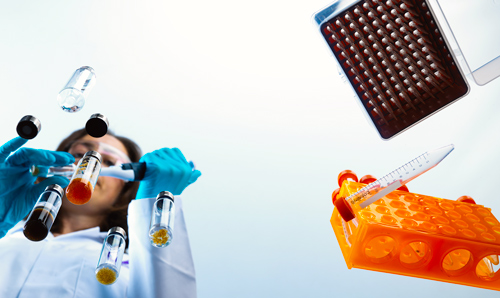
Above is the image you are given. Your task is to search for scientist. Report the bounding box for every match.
[0,128,201,298]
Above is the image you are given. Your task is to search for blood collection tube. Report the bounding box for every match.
[95,227,127,285]
[66,151,102,205]
[149,191,175,247]
[23,184,63,241]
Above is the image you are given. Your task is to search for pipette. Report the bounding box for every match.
[31,161,197,182]
[334,144,454,222]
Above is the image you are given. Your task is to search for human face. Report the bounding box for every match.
[61,134,130,216]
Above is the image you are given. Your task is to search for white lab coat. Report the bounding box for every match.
[0,197,196,298]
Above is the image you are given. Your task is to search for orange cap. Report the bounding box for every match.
[338,170,358,187]
[457,195,476,205]
[360,174,377,184]
[334,197,355,222]
[397,185,409,192]
[332,188,340,205]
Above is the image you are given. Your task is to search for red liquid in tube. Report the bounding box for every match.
[67,150,101,205]
[66,178,94,205]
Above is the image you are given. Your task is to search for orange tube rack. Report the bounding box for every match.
[331,172,500,291]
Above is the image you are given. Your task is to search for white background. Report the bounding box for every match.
[1,1,500,297]
[437,0,500,72]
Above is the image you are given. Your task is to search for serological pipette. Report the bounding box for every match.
[334,144,454,222]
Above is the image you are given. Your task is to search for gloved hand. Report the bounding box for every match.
[0,137,75,238]
[136,148,201,199]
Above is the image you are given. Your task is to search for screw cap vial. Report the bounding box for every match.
[95,227,127,285]
[85,113,109,138]
[57,66,96,113]
[23,184,63,241]
[16,115,41,139]
[149,191,175,247]
[66,150,102,205]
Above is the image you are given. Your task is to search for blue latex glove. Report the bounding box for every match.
[136,148,201,199]
[0,137,75,238]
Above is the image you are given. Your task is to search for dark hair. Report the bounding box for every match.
[51,128,142,246]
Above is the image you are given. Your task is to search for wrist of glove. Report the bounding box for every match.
[135,147,201,199]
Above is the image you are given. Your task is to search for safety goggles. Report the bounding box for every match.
[68,140,131,167]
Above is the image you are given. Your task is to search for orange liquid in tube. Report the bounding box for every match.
[66,178,94,205]
[66,150,101,205]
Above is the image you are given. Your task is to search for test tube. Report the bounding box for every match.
[66,151,102,205]
[149,191,175,247]
[23,184,63,241]
[30,162,148,181]
[95,227,127,285]
[30,164,76,178]
[334,145,454,222]
[57,66,96,113]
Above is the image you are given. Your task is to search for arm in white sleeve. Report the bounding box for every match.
[127,196,197,298]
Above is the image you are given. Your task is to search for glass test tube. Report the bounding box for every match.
[149,191,175,248]
[95,227,127,285]
[30,164,76,178]
[57,66,96,113]
[66,151,102,205]
[23,184,63,241]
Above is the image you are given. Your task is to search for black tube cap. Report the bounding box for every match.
[86,113,109,138]
[17,115,41,139]
[157,191,174,202]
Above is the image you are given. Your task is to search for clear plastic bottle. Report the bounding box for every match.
[23,184,63,241]
[95,227,127,285]
[66,150,102,205]
[149,191,175,247]
[57,66,96,113]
